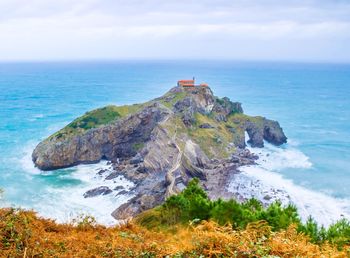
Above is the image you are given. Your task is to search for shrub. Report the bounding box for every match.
[158,178,350,249]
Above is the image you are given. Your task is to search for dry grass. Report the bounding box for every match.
[1,208,349,257]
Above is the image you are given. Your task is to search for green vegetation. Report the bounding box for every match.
[50,104,142,139]
[159,105,267,160]
[138,178,350,249]
[188,113,235,158]
[160,91,187,108]
[132,142,145,152]
[1,182,350,257]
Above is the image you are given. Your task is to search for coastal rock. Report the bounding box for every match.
[181,140,210,180]
[32,103,170,170]
[199,123,214,129]
[130,153,143,165]
[83,186,112,198]
[263,119,288,146]
[245,118,287,147]
[213,97,243,115]
[114,186,124,191]
[32,84,288,220]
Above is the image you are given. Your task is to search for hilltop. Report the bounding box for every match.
[32,85,287,219]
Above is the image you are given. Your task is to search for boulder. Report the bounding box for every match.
[199,123,214,129]
[83,186,112,198]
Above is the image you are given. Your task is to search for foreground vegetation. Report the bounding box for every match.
[1,180,350,257]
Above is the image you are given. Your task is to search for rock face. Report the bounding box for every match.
[83,186,112,198]
[32,85,287,219]
[32,103,169,170]
[245,118,287,148]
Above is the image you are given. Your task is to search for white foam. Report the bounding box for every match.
[229,140,350,227]
[249,142,312,171]
[19,142,41,175]
[24,162,135,225]
[17,141,135,225]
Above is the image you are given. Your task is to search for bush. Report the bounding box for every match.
[159,178,350,248]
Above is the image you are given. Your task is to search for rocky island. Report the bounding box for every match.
[32,84,287,220]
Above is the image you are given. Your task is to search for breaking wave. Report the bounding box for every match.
[229,141,350,227]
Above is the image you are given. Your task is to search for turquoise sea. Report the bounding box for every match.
[0,61,349,225]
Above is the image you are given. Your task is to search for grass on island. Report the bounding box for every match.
[1,180,350,257]
[50,104,143,140]
[184,112,266,159]
[188,113,235,159]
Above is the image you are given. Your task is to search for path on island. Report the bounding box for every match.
[159,108,183,199]
[165,136,182,198]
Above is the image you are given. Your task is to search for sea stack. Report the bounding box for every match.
[32,82,287,218]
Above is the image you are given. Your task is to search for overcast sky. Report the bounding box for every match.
[0,0,350,62]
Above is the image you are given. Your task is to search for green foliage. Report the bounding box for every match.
[325,219,350,248]
[297,217,350,248]
[72,214,97,231]
[159,179,300,232]
[162,179,211,224]
[132,142,145,151]
[145,178,350,248]
[0,208,32,253]
[67,106,121,130]
[49,104,142,139]
[160,91,186,108]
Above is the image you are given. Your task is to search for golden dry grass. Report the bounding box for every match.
[0,208,349,257]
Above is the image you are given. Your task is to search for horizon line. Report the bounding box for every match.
[0,58,350,65]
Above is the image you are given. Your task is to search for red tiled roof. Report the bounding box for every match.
[178,80,194,83]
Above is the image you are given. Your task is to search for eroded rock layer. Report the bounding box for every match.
[32,85,287,219]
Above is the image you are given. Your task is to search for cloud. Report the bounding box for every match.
[0,0,349,61]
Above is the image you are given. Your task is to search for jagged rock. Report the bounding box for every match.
[245,118,287,147]
[263,119,288,146]
[32,103,170,170]
[246,121,264,147]
[32,84,288,220]
[116,190,129,197]
[114,186,124,191]
[130,153,143,165]
[83,186,112,198]
[213,97,243,115]
[105,171,120,180]
[215,114,227,122]
[199,123,214,129]
[181,140,209,180]
[97,169,107,175]
[136,166,147,173]
[140,195,156,210]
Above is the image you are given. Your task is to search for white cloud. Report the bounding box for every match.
[0,0,349,61]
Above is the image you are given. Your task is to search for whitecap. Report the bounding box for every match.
[19,141,41,175]
[19,161,135,225]
[17,141,135,225]
[230,139,350,227]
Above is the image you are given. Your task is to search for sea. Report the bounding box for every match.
[0,61,349,226]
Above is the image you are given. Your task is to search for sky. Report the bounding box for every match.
[0,0,350,62]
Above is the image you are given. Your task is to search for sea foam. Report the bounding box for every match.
[229,140,350,227]
[18,142,134,225]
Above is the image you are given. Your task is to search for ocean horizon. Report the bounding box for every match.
[1,60,349,225]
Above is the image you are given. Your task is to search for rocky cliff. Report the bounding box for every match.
[32,85,287,219]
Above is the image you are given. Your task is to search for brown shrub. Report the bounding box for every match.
[0,208,349,257]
